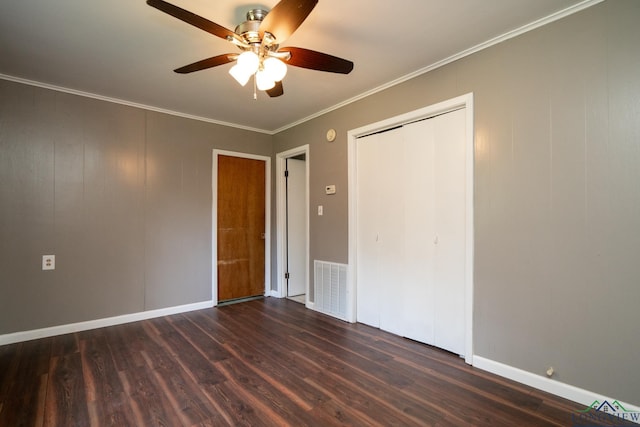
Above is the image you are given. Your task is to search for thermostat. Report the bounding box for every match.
[325,185,336,195]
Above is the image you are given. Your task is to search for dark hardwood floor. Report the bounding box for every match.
[0,298,632,426]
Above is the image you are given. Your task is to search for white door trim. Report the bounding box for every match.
[347,93,474,364]
[212,149,272,306]
[275,145,310,299]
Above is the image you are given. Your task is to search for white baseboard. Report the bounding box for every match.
[0,300,214,346]
[266,289,282,298]
[473,356,640,424]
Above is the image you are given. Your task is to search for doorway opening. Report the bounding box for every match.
[276,145,309,304]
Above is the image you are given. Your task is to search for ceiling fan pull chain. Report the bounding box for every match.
[253,73,258,100]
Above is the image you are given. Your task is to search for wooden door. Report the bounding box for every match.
[217,155,266,302]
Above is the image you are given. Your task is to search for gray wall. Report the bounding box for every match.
[273,0,640,406]
[0,79,271,334]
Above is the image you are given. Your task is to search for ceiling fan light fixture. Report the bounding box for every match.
[147,0,354,98]
[229,63,252,86]
[236,51,260,74]
[256,70,276,91]
[229,51,260,86]
[263,57,287,82]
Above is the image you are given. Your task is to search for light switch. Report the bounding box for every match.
[318,205,323,216]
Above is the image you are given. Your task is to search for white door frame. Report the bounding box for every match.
[347,93,474,364]
[275,145,310,299]
[212,149,271,306]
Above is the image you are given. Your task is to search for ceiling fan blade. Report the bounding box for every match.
[174,54,236,74]
[280,47,354,74]
[259,0,318,43]
[147,0,236,41]
[267,81,284,97]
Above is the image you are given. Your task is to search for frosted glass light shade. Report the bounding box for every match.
[229,51,260,86]
[262,57,287,82]
[256,70,275,90]
[237,51,259,73]
[229,64,252,86]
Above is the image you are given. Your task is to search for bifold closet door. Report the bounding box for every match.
[430,108,466,355]
[356,108,466,356]
[401,109,466,355]
[397,120,437,345]
[356,128,404,329]
[356,122,437,342]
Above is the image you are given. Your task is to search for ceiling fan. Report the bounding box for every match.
[146,0,354,98]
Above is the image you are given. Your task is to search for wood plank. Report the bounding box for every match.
[307,398,384,426]
[79,334,136,426]
[216,357,321,426]
[154,330,226,386]
[192,304,330,409]
[103,322,149,372]
[50,333,79,357]
[168,314,231,362]
[146,362,221,426]
[289,344,445,425]
[0,338,52,427]
[44,353,91,426]
[3,338,52,399]
[0,342,21,401]
[202,381,269,427]
[0,373,47,427]
[117,361,183,426]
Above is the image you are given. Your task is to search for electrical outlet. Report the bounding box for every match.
[42,255,55,270]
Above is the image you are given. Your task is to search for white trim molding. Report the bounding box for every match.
[275,145,310,299]
[0,300,213,346]
[0,74,271,135]
[474,356,640,425]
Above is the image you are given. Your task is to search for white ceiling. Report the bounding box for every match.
[0,0,593,133]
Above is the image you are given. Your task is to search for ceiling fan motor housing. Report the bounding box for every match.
[235,9,269,45]
[247,9,268,21]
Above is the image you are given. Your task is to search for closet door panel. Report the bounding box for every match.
[356,133,383,327]
[377,128,406,337]
[433,108,467,355]
[401,121,436,345]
